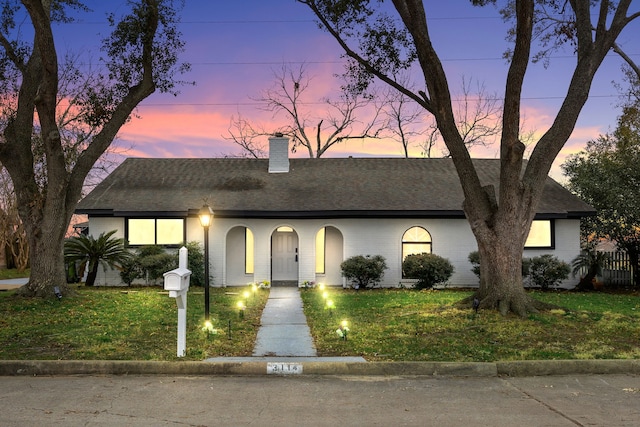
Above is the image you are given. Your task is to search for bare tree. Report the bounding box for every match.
[298,0,640,316]
[226,63,385,158]
[377,77,427,157]
[0,0,190,298]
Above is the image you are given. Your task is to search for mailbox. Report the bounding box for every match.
[163,267,192,292]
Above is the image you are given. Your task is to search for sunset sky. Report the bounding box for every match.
[53,1,640,181]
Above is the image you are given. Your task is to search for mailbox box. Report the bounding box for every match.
[163,267,192,292]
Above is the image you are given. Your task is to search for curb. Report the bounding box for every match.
[1,359,638,377]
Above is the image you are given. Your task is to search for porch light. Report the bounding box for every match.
[199,204,214,321]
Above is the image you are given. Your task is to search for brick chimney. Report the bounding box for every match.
[268,134,289,173]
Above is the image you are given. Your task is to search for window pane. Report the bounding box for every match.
[157,219,184,245]
[315,227,325,274]
[525,220,552,248]
[128,219,155,245]
[403,243,431,259]
[403,226,431,243]
[245,228,254,274]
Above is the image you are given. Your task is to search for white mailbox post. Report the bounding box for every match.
[163,247,192,357]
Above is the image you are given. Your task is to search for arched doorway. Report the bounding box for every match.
[271,226,299,286]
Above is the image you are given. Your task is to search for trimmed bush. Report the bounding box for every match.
[403,253,454,289]
[340,255,388,289]
[526,254,571,290]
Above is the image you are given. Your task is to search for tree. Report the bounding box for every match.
[298,0,640,316]
[226,63,384,158]
[64,230,132,287]
[562,106,640,288]
[0,0,189,298]
[0,169,28,271]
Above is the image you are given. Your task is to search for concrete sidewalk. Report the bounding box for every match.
[0,278,28,291]
[206,286,366,363]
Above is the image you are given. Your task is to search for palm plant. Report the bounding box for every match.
[571,246,610,290]
[64,230,132,287]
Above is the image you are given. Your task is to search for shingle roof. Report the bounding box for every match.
[76,157,594,219]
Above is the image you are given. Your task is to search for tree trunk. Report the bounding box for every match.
[462,192,555,317]
[85,261,99,287]
[475,238,538,317]
[17,211,70,298]
[16,185,74,298]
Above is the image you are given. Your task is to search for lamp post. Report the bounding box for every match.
[199,204,214,321]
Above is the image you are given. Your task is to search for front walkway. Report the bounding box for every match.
[206,287,366,362]
[252,287,317,357]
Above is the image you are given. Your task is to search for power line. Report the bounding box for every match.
[136,94,622,108]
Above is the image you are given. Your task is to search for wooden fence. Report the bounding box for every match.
[600,251,633,286]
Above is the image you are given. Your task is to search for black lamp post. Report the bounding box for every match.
[199,204,214,321]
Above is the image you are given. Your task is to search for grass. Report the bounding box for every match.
[1,285,639,362]
[300,288,640,362]
[0,285,268,361]
[0,268,30,280]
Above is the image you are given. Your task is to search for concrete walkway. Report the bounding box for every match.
[207,287,366,363]
[0,278,28,291]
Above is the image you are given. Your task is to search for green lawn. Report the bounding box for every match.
[0,268,30,280]
[1,285,638,362]
[0,285,268,361]
[301,288,640,362]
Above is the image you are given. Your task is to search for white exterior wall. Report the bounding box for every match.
[85,216,583,289]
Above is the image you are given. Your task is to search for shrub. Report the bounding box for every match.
[181,241,206,287]
[468,250,531,278]
[526,254,571,290]
[402,253,454,289]
[340,255,388,289]
[119,257,142,286]
[120,243,207,286]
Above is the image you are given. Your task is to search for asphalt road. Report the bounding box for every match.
[1,374,639,426]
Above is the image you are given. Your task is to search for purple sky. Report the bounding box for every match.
[52,1,640,181]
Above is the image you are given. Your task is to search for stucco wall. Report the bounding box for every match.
[85,216,582,289]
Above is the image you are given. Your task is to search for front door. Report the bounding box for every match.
[271,229,298,281]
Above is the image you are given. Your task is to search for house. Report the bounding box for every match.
[75,136,595,287]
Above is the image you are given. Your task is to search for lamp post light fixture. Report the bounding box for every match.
[199,203,214,322]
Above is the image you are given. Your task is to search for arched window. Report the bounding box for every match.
[402,226,432,259]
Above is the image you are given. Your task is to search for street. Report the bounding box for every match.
[1,374,639,426]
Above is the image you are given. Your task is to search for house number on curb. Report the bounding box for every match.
[267,363,303,375]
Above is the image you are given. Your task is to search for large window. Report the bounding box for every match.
[524,220,554,249]
[402,226,432,260]
[127,218,184,246]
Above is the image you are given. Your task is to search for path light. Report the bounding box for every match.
[199,204,214,321]
[318,283,325,291]
[202,320,214,335]
[322,291,328,300]
[243,290,251,306]
[326,299,334,315]
[237,301,245,318]
[337,319,349,341]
